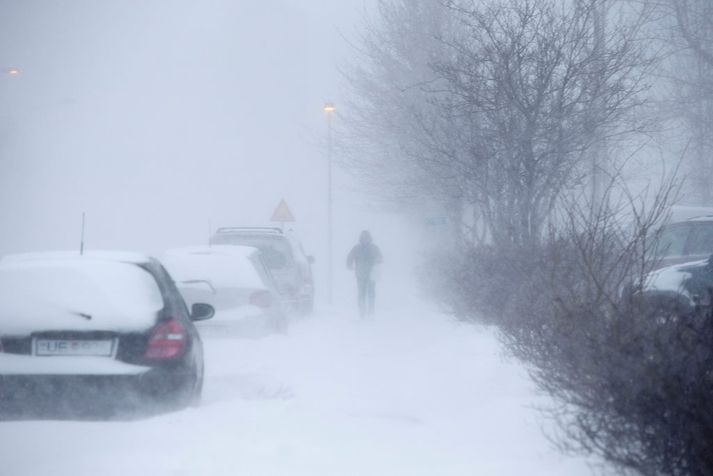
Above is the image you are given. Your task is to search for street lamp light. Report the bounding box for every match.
[324,102,335,305]
[6,67,19,77]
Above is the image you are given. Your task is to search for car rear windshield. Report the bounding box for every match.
[211,235,294,269]
[162,251,265,289]
[0,260,164,334]
[655,224,689,258]
[687,223,713,256]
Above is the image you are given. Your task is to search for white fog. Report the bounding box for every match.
[1,1,713,475]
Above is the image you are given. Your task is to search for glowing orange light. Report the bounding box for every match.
[323,102,336,113]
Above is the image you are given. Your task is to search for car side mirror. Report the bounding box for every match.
[190,303,215,321]
[307,255,315,264]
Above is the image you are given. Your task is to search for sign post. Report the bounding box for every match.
[271,199,295,230]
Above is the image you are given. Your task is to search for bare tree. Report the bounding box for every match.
[502,173,713,475]
[653,0,713,203]
[345,2,713,473]
[341,1,463,213]
[344,0,654,247]
[668,0,713,68]
[442,167,713,475]
[347,2,713,474]
[432,0,654,246]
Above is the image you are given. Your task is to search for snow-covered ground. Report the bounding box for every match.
[0,299,596,476]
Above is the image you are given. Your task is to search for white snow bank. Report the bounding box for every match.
[0,259,163,335]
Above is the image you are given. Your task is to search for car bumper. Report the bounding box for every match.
[0,366,196,416]
[0,353,152,376]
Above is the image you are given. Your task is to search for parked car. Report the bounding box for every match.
[162,245,288,336]
[210,227,315,314]
[0,251,214,415]
[653,216,713,269]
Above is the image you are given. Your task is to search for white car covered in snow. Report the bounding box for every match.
[0,251,215,416]
[162,246,288,337]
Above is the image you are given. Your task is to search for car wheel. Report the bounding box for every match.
[295,296,313,316]
[189,364,204,407]
[163,374,198,410]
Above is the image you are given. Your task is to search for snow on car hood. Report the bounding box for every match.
[643,259,705,294]
[0,259,164,334]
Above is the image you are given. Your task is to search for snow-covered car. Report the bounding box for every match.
[0,251,214,415]
[210,227,315,314]
[162,245,288,336]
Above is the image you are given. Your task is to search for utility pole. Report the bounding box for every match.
[324,102,336,305]
[80,212,86,256]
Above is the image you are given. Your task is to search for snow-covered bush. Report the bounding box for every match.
[441,184,713,475]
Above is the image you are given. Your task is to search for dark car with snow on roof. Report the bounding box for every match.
[0,251,215,416]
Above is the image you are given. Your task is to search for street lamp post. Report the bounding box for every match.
[324,102,335,306]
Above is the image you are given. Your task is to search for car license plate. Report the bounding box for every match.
[34,339,115,357]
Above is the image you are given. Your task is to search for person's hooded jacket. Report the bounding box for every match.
[347,231,383,280]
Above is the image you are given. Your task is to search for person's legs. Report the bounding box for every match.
[367,279,376,316]
[357,276,367,317]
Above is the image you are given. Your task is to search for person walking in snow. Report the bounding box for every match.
[347,230,383,318]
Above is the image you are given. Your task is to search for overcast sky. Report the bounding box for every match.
[0,0,407,301]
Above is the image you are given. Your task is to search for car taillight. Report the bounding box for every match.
[144,318,187,361]
[250,290,272,309]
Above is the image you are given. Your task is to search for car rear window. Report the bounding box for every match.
[687,223,713,256]
[0,260,164,334]
[211,235,294,269]
[655,224,689,258]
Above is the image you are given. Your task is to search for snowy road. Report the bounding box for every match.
[0,304,594,476]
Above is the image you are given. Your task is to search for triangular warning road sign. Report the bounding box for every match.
[271,199,295,223]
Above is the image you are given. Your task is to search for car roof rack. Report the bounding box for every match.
[214,227,284,235]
